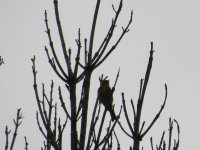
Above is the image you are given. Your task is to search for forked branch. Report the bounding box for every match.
[4,108,23,150]
[150,118,180,150]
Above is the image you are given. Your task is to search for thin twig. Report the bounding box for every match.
[121,93,135,137]
[94,109,107,150]
[24,136,29,150]
[84,38,88,65]
[32,56,48,129]
[86,97,99,150]
[112,68,120,92]
[114,131,120,150]
[74,28,82,76]
[130,99,136,119]
[100,116,119,147]
[173,119,180,149]
[88,0,101,65]
[150,137,154,150]
[141,84,167,138]
[94,10,133,69]
[5,126,11,150]
[92,0,123,66]
[53,0,72,76]
[10,108,23,150]
[44,10,68,79]
[117,121,133,139]
[36,112,47,139]
[139,121,145,135]
[168,118,173,150]
[58,87,71,119]
[158,131,165,150]
[0,56,4,65]
[44,47,68,83]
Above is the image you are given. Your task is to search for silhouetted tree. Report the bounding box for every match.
[0,0,180,150]
[31,0,180,150]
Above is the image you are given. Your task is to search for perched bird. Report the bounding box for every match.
[98,80,117,121]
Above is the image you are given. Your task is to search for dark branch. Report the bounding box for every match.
[112,68,120,92]
[94,10,133,69]
[58,87,71,119]
[53,0,73,76]
[92,0,123,65]
[141,84,167,138]
[0,56,4,65]
[159,131,165,150]
[5,126,11,150]
[88,0,101,65]
[74,28,82,76]
[44,10,68,80]
[150,137,154,150]
[117,120,133,139]
[121,93,135,137]
[86,97,99,150]
[44,47,68,83]
[24,136,29,150]
[10,108,23,150]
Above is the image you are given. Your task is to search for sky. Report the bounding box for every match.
[0,0,200,149]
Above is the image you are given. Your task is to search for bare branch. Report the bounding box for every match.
[88,0,101,65]
[114,131,120,150]
[84,38,88,65]
[10,108,23,150]
[36,112,47,139]
[58,87,71,119]
[101,120,112,149]
[32,56,48,129]
[24,136,29,150]
[173,119,180,149]
[112,68,120,92]
[92,0,123,65]
[74,28,82,76]
[94,10,133,69]
[44,10,68,79]
[168,118,173,150]
[130,99,136,119]
[5,126,11,150]
[94,109,107,150]
[44,47,68,83]
[150,137,154,150]
[138,79,143,104]
[86,97,100,150]
[117,120,133,139]
[141,84,167,138]
[158,131,165,150]
[53,0,73,76]
[0,55,4,66]
[76,84,85,120]
[139,121,145,135]
[121,93,135,137]
[100,117,119,148]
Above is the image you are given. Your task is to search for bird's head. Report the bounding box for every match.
[101,80,109,86]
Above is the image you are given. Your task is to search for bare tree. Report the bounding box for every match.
[0,1,180,149]
[32,0,132,149]
[118,43,180,150]
[30,0,180,150]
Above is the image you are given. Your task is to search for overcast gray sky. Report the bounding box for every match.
[0,0,200,149]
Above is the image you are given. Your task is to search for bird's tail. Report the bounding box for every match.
[108,107,117,121]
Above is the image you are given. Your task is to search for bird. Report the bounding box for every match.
[98,79,117,121]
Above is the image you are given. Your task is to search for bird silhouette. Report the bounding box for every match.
[98,79,116,121]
